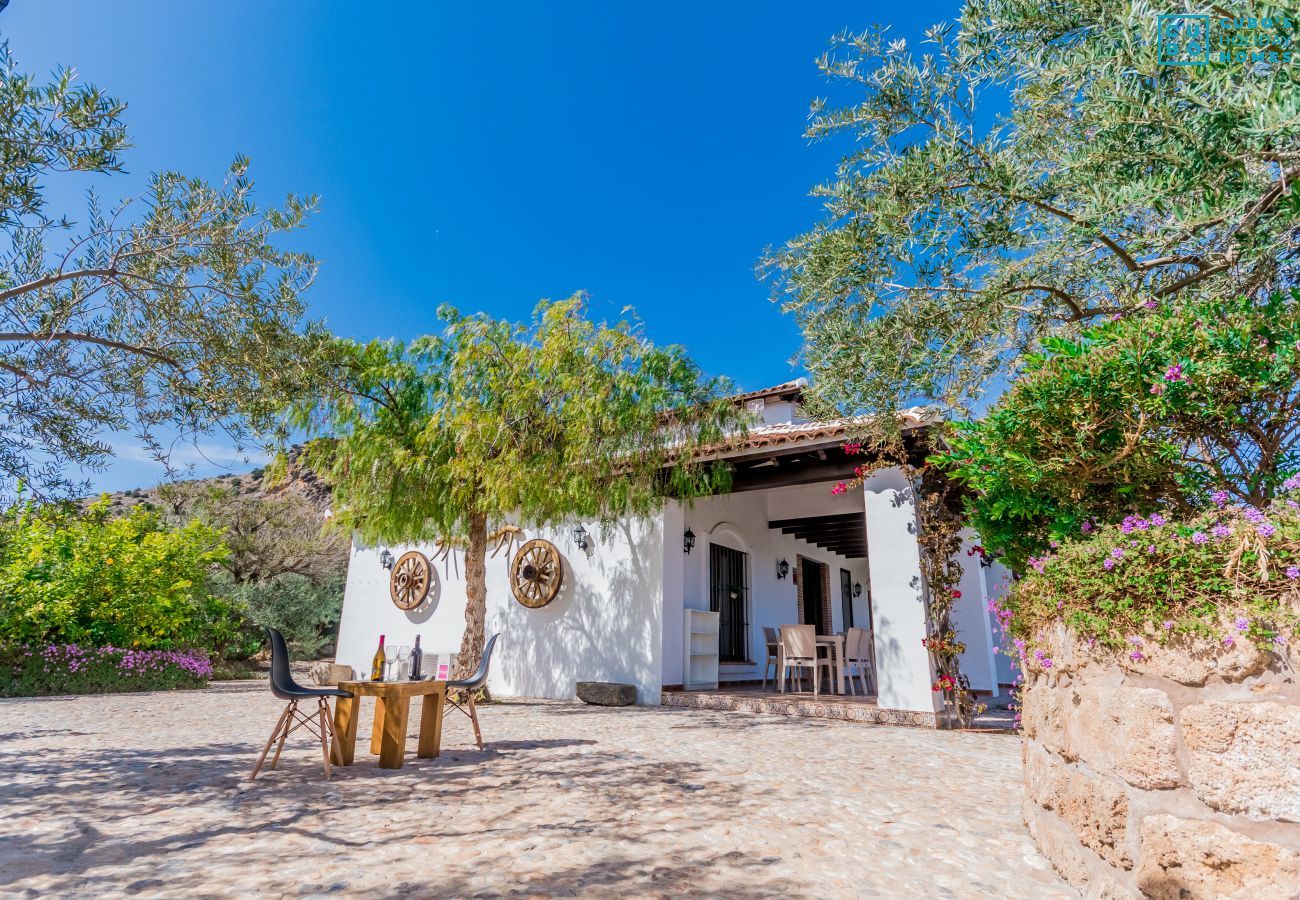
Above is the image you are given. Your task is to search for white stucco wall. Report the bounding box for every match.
[952,527,999,696]
[335,516,667,704]
[985,561,1018,687]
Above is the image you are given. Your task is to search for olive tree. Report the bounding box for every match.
[0,43,323,500]
[766,1,1299,424]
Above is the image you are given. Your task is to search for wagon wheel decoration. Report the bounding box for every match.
[389,551,432,610]
[510,539,564,608]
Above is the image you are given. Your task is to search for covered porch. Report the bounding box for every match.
[658,418,1012,728]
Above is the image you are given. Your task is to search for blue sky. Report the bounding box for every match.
[3,1,964,491]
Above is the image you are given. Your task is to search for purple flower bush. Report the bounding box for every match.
[1001,487,1300,659]
[0,643,211,697]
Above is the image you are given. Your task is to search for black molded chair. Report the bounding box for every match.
[444,632,499,749]
[250,628,353,781]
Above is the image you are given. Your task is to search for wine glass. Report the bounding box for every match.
[397,645,411,680]
[384,643,396,681]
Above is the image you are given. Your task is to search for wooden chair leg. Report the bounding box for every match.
[270,701,295,770]
[250,703,292,781]
[468,694,484,749]
[317,699,333,780]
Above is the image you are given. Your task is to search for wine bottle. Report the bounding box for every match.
[370,634,386,681]
[409,635,423,680]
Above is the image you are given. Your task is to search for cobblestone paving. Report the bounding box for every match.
[0,682,1073,898]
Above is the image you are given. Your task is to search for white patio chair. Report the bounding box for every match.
[761,626,780,691]
[843,627,876,696]
[779,624,832,696]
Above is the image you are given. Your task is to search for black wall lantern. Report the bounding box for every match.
[853,581,863,598]
[683,528,696,555]
[776,558,790,580]
[573,524,590,552]
[379,548,395,570]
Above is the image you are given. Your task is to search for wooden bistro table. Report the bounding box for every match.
[333,680,447,769]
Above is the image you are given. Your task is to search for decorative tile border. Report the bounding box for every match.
[660,690,937,728]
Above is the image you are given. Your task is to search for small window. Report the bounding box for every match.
[840,568,854,629]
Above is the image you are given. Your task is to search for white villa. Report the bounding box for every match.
[334,381,1016,726]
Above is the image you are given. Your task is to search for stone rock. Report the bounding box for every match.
[1180,700,1300,822]
[1021,680,1072,759]
[1121,631,1266,686]
[576,681,636,706]
[1028,752,1132,869]
[311,662,354,686]
[1067,682,1182,790]
[1023,800,1135,900]
[1136,814,1300,899]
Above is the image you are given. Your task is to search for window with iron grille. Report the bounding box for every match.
[709,542,749,663]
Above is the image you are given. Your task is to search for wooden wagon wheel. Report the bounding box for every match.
[510,538,563,608]
[389,551,432,610]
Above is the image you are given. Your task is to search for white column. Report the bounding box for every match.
[863,467,941,715]
[953,527,999,697]
[659,499,686,690]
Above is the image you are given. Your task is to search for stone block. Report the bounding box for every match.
[576,681,636,706]
[1031,757,1132,869]
[1181,700,1300,822]
[1023,801,1135,899]
[1122,633,1266,686]
[1068,681,1182,790]
[1136,814,1300,899]
[1021,680,1072,759]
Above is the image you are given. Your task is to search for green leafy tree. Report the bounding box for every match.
[0,43,324,499]
[292,295,742,678]
[939,292,1300,568]
[766,2,1299,424]
[0,497,228,648]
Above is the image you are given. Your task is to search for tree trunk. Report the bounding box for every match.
[452,510,489,682]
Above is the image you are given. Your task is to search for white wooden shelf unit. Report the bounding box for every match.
[683,608,720,690]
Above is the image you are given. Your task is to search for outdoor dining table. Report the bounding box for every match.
[775,632,847,695]
[332,679,446,769]
[816,633,847,695]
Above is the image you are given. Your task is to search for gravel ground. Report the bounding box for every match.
[0,681,1072,898]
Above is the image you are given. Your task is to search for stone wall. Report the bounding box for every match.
[1019,623,1300,898]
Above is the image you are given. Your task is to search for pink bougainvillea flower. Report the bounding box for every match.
[831,482,847,495]
[950,589,962,599]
